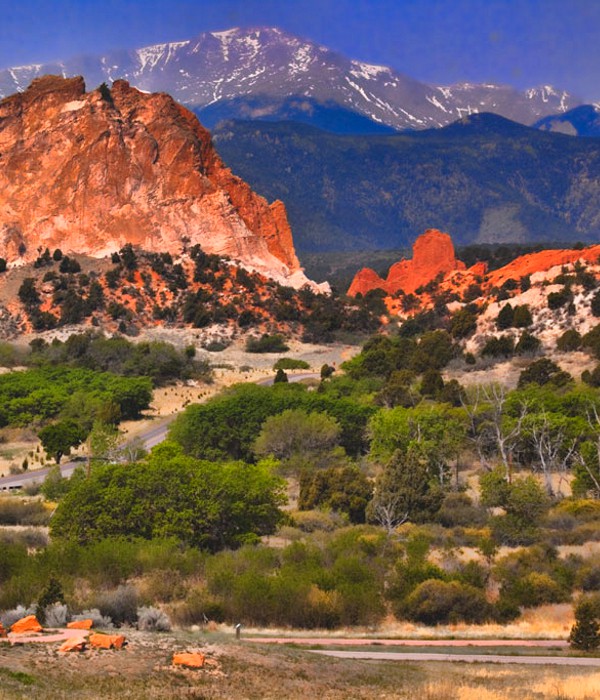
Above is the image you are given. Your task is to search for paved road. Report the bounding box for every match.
[0,415,177,491]
[310,650,600,667]
[245,637,568,648]
[0,371,320,491]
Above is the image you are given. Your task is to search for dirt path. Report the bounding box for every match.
[310,650,600,666]
[244,637,568,648]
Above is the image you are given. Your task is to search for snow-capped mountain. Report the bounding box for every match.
[0,27,579,131]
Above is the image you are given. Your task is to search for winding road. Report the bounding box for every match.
[0,371,320,491]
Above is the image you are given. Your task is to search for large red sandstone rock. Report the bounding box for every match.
[173,652,206,668]
[10,615,43,634]
[348,229,465,297]
[0,76,315,288]
[67,619,93,630]
[347,267,387,297]
[89,633,126,649]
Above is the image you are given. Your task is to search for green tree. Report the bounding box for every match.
[367,449,443,532]
[515,331,541,355]
[38,419,88,464]
[299,465,373,523]
[496,303,514,330]
[450,308,477,339]
[591,290,600,318]
[41,465,71,501]
[420,369,444,398]
[518,358,572,388]
[254,408,343,474]
[274,368,288,384]
[557,329,582,352]
[50,443,286,551]
[569,596,600,651]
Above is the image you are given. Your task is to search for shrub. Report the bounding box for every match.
[496,304,514,330]
[245,334,290,353]
[72,609,113,629]
[513,305,533,328]
[273,358,310,370]
[402,579,493,625]
[436,493,488,528]
[518,358,572,388]
[548,287,572,310]
[0,499,50,526]
[136,606,172,632]
[515,331,541,355]
[291,509,347,532]
[0,605,37,630]
[44,603,69,628]
[557,329,582,352]
[481,335,514,358]
[95,585,139,626]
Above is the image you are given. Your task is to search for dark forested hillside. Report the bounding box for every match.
[213,114,600,252]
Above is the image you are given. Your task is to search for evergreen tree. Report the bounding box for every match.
[569,598,600,651]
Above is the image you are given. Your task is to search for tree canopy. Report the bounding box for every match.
[50,442,287,551]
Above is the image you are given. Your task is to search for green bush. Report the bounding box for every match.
[402,579,493,625]
[273,358,310,370]
[245,334,289,353]
[0,498,50,526]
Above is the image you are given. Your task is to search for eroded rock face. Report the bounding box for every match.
[0,76,315,288]
[349,229,465,296]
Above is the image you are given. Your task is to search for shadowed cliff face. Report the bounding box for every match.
[0,75,311,287]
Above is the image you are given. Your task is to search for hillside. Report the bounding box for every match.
[212,114,600,251]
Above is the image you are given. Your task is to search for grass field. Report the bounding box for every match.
[1,630,600,699]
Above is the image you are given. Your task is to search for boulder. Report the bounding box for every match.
[58,636,87,652]
[67,619,93,630]
[173,652,206,668]
[89,633,126,649]
[10,615,43,634]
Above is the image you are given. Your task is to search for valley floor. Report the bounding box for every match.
[2,629,600,700]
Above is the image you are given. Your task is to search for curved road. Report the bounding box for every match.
[0,371,320,491]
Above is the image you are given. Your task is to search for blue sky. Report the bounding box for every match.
[2,0,599,101]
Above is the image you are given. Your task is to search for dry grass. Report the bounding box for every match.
[1,631,599,700]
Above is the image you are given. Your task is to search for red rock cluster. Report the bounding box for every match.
[348,229,468,297]
[0,76,308,286]
[348,229,600,314]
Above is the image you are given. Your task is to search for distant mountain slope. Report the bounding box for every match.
[534,105,600,137]
[212,113,600,252]
[0,27,579,132]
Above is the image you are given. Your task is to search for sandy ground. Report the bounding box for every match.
[0,339,361,477]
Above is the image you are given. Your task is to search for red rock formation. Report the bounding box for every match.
[486,246,600,288]
[10,615,43,634]
[347,267,387,297]
[348,229,465,297]
[0,76,315,288]
[173,652,206,668]
[89,633,126,649]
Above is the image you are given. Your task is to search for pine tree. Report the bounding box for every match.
[569,599,600,651]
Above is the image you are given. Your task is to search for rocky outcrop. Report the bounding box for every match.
[0,76,318,289]
[348,229,466,296]
[486,246,600,288]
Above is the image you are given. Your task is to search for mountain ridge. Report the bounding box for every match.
[0,26,579,132]
[211,113,600,252]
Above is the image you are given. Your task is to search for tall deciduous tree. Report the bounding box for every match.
[50,442,286,551]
